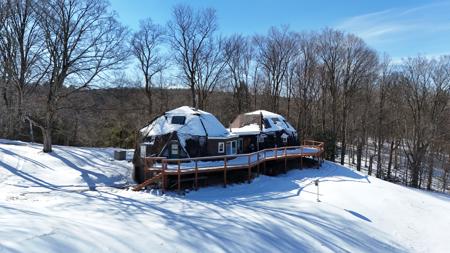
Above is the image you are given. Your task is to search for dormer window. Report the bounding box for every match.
[171,116,186,125]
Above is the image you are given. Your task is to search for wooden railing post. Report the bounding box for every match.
[161,162,166,195]
[284,147,287,173]
[224,157,227,188]
[195,160,198,191]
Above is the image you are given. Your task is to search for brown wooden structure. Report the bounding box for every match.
[133,140,324,193]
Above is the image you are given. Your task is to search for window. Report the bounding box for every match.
[263,118,271,129]
[230,140,237,154]
[218,142,225,153]
[171,143,179,155]
[271,118,280,125]
[258,134,266,143]
[171,116,186,125]
[199,136,206,146]
[282,135,288,144]
[237,139,243,153]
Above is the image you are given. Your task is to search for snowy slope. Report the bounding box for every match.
[1,140,449,253]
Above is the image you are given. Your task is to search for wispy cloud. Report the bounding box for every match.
[336,1,450,45]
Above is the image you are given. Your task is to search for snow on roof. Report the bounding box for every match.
[230,110,296,135]
[140,106,230,138]
[229,123,261,135]
[245,110,281,118]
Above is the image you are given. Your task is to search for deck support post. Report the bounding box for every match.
[177,161,181,194]
[224,157,227,188]
[263,159,266,175]
[257,152,260,176]
[195,161,198,191]
[161,163,166,195]
[300,147,303,169]
[248,155,251,183]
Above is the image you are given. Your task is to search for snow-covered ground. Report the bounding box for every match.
[1,139,449,253]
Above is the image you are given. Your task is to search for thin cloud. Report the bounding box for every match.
[336,1,450,44]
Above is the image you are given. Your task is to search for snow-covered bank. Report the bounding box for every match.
[1,140,449,253]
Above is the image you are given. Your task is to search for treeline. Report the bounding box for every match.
[0,0,449,191]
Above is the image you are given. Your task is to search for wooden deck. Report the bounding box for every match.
[133,140,325,192]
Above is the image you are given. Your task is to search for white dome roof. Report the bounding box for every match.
[140,106,230,137]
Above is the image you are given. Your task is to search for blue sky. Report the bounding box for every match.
[109,0,450,61]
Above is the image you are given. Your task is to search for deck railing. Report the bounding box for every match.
[136,140,325,192]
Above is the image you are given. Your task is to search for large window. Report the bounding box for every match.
[218,142,225,153]
[171,116,186,125]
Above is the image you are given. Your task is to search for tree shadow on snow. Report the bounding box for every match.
[0,146,127,191]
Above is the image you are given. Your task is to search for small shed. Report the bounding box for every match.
[229,110,298,153]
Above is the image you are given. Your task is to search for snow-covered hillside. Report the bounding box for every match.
[1,140,449,253]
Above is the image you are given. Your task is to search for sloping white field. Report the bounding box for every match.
[0,140,449,253]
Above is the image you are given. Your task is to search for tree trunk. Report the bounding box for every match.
[364,137,369,167]
[340,104,348,165]
[368,155,374,176]
[410,159,421,188]
[386,140,395,179]
[426,152,434,191]
[376,138,383,179]
[443,158,449,192]
[43,127,52,153]
[145,87,153,116]
[43,105,55,153]
[356,142,363,171]
[190,83,196,108]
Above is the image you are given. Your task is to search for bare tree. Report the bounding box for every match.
[292,32,320,140]
[131,18,166,117]
[317,28,344,161]
[254,26,297,113]
[168,4,227,109]
[0,0,47,137]
[401,56,449,188]
[28,0,128,152]
[426,56,450,189]
[339,34,378,166]
[223,34,252,114]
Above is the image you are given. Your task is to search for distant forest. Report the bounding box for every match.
[0,0,448,192]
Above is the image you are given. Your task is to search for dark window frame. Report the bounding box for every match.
[171,116,186,125]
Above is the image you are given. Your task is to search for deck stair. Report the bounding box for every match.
[133,172,163,191]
